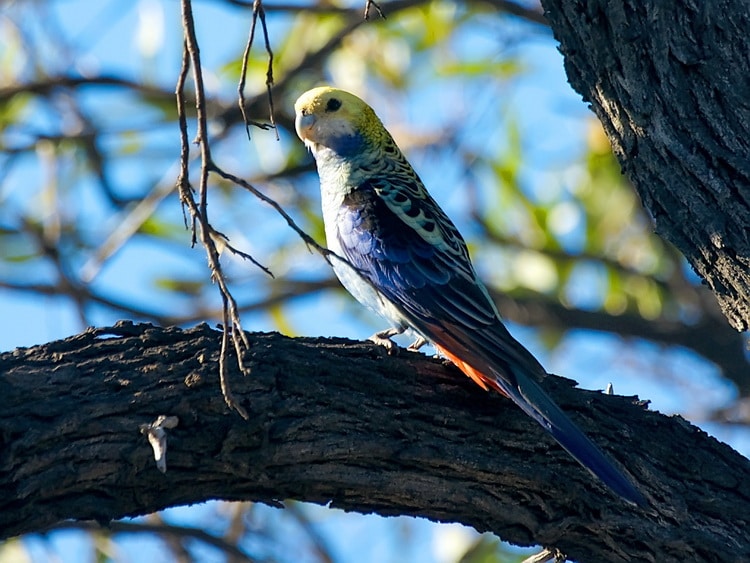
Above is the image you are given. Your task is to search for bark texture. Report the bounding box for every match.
[1,322,749,562]
[541,0,750,330]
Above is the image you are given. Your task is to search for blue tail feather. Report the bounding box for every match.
[496,366,646,506]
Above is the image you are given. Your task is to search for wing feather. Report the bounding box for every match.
[336,179,544,378]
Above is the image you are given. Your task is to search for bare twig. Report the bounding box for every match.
[238,0,277,139]
[177,0,263,419]
[209,228,274,277]
[176,40,196,243]
[209,164,333,262]
[256,0,277,137]
[364,0,386,20]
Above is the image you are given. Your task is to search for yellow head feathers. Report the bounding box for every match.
[294,87,387,156]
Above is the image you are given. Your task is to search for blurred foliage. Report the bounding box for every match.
[1,0,748,561]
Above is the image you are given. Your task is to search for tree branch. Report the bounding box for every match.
[541,0,750,330]
[1,323,749,562]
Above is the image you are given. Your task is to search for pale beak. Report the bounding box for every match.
[295,112,316,141]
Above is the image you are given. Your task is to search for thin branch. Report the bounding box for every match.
[238,0,277,137]
[210,229,274,278]
[178,0,257,418]
[364,0,386,20]
[214,14,388,133]
[209,164,333,262]
[176,40,196,242]
[256,0,277,138]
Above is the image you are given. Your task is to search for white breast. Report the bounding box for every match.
[314,148,410,333]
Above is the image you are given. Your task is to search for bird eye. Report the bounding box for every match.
[325,98,342,112]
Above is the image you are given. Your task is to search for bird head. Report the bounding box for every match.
[294,87,385,157]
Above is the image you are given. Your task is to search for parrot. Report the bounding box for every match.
[294,86,645,506]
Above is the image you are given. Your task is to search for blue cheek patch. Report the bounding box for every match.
[328,132,366,157]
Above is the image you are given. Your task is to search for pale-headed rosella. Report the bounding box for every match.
[294,86,645,506]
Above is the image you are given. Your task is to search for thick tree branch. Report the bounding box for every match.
[541,0,750,330]
[1,323,749,562]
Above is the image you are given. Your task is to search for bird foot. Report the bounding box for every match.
[368,327,404,356]
[406,336,428,352]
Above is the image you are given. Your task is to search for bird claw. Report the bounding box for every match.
[369,331,430,357]
[368,327,405,356]
[407,336,428,352]
[368,334,399,355]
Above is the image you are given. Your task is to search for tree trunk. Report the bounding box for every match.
[1,322,748,562]
[541,0,750,331]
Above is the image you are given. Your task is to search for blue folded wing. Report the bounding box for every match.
[336,177,543,377]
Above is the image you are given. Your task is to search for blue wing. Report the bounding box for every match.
[336,177,545,380]
[335,178,645,505]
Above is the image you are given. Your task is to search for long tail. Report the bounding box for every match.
[436,344,646,506]
[506,369,646,505]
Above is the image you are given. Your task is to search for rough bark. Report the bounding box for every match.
[1,322,749,562]
[540,0,750,331]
